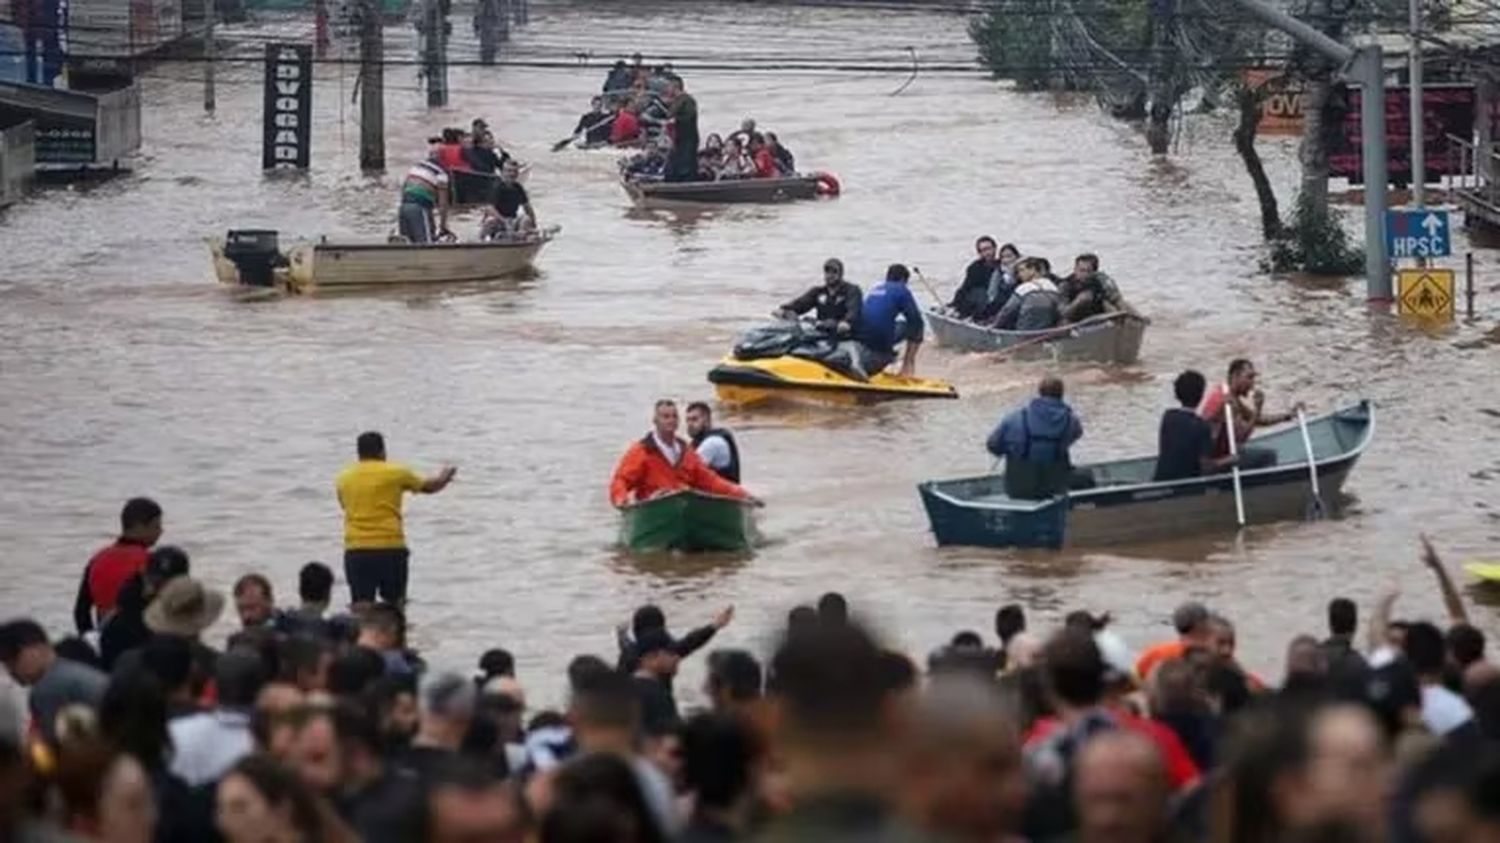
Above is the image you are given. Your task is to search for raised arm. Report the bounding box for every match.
[420,466,457,494]
[1368,589,1398,655]
[1421,534,1470,626]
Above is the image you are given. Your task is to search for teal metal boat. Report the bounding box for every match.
[619,490,757,553]
[919,401,1374,549]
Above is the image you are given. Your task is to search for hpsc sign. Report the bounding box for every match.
[262,43,313,170]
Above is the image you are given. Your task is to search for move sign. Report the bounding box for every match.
[1386,208,1450,259]
[262,43,313,170]
[1396,269,1455,319]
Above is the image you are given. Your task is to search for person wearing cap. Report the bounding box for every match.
[336,431,457,608]
[1134,601,1214,682]
[609,400,761,508]
[630,628,681,738]
[73,497,163,635]
[0,618,108,746]
[398,671,478,780]
[98,545,191,670]
[776,258,863,338]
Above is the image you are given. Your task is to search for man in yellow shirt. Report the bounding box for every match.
[336,431,457,608]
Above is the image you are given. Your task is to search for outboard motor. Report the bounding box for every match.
[222,229,281,287]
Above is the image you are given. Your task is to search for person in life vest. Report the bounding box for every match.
[985,376,1092,500]
[610,400,762,508]
[685,401,741,483]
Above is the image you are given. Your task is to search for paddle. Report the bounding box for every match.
[1224,400,1247,528]
[1296,407,1325,520]
[989,312,1129,361]
[911,266,947,307]
[551,114,617,152]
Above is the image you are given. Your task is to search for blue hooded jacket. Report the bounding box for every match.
[986,396,1084,465]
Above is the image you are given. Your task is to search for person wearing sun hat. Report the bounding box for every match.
[146,577,226,640]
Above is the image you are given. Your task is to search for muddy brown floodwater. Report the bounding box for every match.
[2,0,1498,705]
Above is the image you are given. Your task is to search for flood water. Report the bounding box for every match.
[2,0,1499,704]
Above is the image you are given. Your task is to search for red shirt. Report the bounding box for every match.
[1025,708,1200,790]
[86,539,151,615]
[436,143,468,172]
[611,111,641,144]
[752,148,777,178]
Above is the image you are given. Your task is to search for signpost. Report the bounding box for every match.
[1396,269,1456,318]
[1385,207,1450,259]
[261,43,312,171]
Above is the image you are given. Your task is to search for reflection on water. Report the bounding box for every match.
[1,0,1498,705]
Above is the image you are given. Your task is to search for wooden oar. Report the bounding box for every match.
[1224,400,1247,528]
[911,266,947,306]
[990,311,1129,360]
[551,114,617,151]
[1297,407,1325,519]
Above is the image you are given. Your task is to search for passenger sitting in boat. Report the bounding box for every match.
[749,136,778,179]
[1153,370,1241,482]
[686,402,741,483]
[947,236,1004,320]
[729,118,762,149]
[574,97,614,146]
[435,128,468,172]
[611,103,643,146]
[463,131,508,174]
[765,132,795,176]
[1197,359,1303,471]
[396,155,451,245]
[776,258,863,337]
[718,137,755,180]
[603,60,632,95]
[985,376,1089,500]
[990,258,1062,331]
[855,263,925,377]
[623,139,669,180]
[1058,253,1137,322]
[480,161,537,241]
[609,400,761,508]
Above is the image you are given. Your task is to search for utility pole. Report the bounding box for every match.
[1409,0,1425,206]
[359,0,385,170]
[424,0,448,107]
[203,0,216,113]
[1227,0,1391,303]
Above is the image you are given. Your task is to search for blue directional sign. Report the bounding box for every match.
[1386,207,1451,259]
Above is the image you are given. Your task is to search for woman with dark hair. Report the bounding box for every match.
[98,670,207,843]
[54,739,157,843]
[216,756,356,843]
[541,753,667,843]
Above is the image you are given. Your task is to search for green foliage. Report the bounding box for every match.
[967,0,1151,92]
[1266,192,1365,276]
[967,0,1057,90]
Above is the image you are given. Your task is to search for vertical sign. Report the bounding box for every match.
[262,43,312,170]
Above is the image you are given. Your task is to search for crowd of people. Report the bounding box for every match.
[943,237,1140,332]
[5,493,1500,843]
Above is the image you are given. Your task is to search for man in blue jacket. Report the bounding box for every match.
[986,376,1088,499]
[856,263,925,377]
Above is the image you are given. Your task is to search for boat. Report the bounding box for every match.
[621,172,839,208]
[619,490,757,553]
[208,227,558,293]
[925,309,1148,364]
[918,401,1374,549]
[708,354,959,406]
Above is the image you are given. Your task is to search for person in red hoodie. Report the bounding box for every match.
[435,128,468,173]
[610,400,762,508]
[749,136,778,179]
[610,103,643,146]
[74,498,163,634]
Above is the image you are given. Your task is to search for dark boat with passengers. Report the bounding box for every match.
[621,172,840,208]
[918,400,1374,549]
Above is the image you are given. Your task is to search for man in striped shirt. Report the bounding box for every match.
[398,156,451,244]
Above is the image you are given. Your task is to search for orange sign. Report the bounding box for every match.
[1243,69,1305,136]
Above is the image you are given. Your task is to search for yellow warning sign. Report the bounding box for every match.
[1396,269,1456,319]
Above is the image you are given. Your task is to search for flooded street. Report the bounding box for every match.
[2,0,1498,703]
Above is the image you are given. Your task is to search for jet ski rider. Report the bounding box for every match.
[774,257,863,337]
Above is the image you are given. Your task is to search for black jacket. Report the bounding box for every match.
[781,280,863,329]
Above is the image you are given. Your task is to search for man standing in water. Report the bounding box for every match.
[336,432,457,608]
[685,402,741,483]
[610,401,760,507]
[664,78,699,183]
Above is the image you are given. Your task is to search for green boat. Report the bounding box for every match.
[619,490,757,553]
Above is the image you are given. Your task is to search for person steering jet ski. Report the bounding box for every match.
[855,263,925,377]
[774,258,863,337]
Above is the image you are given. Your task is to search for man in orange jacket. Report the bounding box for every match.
[610,400,762,508]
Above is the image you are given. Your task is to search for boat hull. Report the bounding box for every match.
[925,309,1147,363]
[707,356,958,406]
[619,490,756,553]
[622,175,820,208]
[209,232,554,292]
[918,401,1374,549]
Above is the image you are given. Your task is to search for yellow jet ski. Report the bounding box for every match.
[708,354,959,406]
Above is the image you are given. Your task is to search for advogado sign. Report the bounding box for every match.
[262,43,311,170]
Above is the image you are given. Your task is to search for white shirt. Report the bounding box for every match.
[169,709,253,787]
[1013,278,1058,298]
[696,434,732,470]
[1421,684,1474,735]
[652,433,682,466]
